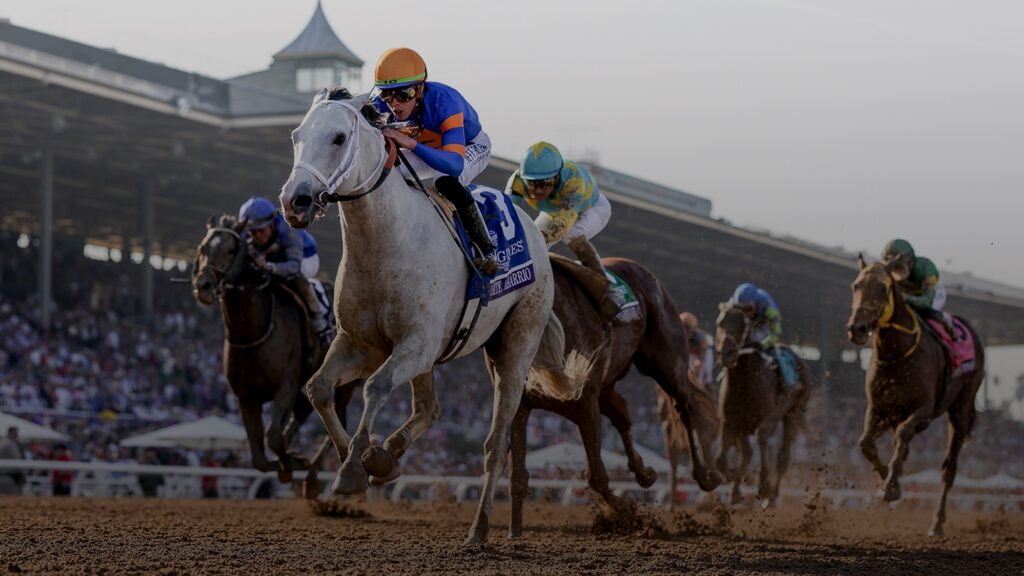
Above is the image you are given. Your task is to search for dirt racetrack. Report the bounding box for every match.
[1,496,1021,575]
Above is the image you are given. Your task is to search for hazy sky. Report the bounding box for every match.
[3,0,1023,287]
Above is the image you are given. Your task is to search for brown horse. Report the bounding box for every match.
[508,256,721,538]
[846,257,985,536]
[192,215,356,495]
[714,302,812,508]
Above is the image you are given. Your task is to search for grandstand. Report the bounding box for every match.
[2,6,1023,485]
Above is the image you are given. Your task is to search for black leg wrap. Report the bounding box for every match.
[434,176,474,209]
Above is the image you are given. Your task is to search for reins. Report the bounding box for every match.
[874,276,922,364]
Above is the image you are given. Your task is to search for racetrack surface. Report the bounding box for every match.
[0,496,1020,575]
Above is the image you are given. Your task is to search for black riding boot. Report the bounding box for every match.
[435,176,499,275]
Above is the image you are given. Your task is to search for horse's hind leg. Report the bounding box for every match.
[773,410,801,508]
[508,403,532,539]
[930,389,975,536]
[268,381,305,482]
[732,435,753,506]
[283,389,315,446]
[600,387,657,488]
[239,401,272,472]
[883,409,931,502]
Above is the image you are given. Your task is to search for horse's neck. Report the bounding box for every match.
[338,176,430,270]
[873,287,917,361]
[220,285,271,338]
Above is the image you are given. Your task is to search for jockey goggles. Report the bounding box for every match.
[524,177,556,191]
[379,85,419,104]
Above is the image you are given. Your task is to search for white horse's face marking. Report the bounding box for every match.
[279,91,374,229]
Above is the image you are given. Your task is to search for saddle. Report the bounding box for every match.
[549,253,642,324]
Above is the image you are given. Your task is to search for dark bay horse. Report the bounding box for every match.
[715,302,812,508]
[508,256,721,538]
[192,215,356,495]
[846,257,985,536]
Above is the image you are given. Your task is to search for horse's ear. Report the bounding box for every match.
[206,215,216,229]
[233,219,247,234]
[718,302,729,312]
[350,92,371,110]
[312,88,329,105]
[857,253,866,270]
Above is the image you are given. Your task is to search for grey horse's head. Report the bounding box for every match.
[279,87,387,229]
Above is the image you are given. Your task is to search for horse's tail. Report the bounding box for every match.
[526,312,592,401]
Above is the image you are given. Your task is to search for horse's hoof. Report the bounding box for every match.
[883,483,902,502]
[507,530,522,540]
[332,472,368,495]
[464,524,488,546]
[277,469,294,484]
[637,467,657,489]
[361,446,396,478]
[928,524,944,537]
[369,465,401,487]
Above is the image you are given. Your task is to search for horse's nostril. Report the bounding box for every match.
[292,193,312,211]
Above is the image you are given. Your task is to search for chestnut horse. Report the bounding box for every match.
[715,301,812,508]
[508,256,721,538]
[846,257,985,536]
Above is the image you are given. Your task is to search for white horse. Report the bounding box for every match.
[279,88,576,545]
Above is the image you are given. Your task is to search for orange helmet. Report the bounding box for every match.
[375,47,427,89]
[679,312,699,332]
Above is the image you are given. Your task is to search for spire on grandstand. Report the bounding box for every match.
[273,1,363,66]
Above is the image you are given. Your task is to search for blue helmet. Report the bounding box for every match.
[238,197,277,230]
[731,283,760,304]
[520,141,564,180]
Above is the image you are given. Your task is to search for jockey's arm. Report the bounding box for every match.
[412,97,468,177]
[506,171,527,205]
[265,225,302,278]
[905,282,937,309]
[762,306,782,347]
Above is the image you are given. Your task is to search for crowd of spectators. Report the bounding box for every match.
[2,235,1022,492]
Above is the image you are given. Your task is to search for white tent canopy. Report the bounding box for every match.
[524,441,631,471]
[0,412,69,442]
[901,468,987,488]
[121,415,247,450]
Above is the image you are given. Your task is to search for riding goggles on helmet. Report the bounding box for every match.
[379,85,418,104]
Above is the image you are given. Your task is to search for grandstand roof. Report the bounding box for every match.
[2,18,1024,352]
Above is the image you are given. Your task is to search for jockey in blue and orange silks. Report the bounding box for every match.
[239,197,329,340]
[372,47,498,275]
[729,282,798,388]
[506,141,625,319]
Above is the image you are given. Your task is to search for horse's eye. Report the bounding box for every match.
[333,133,346,146]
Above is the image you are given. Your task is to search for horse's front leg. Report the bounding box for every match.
[368,371,440,486]
[858,410,889,482]
[508,403,532,540]
[334,341,435,496]
[883,410,931,502]
[239,401,273,472]
[756,421,778,508]
[307,334,366,466]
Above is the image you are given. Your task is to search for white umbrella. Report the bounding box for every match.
[121,415,247,450]
[524,441,631,471]
[0,412,69,442]
[976,473,1024,489]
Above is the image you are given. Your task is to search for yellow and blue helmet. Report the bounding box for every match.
[520,141,564,180]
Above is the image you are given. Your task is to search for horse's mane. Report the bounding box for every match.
[328,87,387,129]
[216,214,239,229]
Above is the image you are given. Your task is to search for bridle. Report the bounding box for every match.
[865,272,922,364]
[292,100,398,217]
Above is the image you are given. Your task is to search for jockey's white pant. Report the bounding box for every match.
[301,254,320,279]
[933,282,946,311]
[399,130,492,187]
[539,193,612,248]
